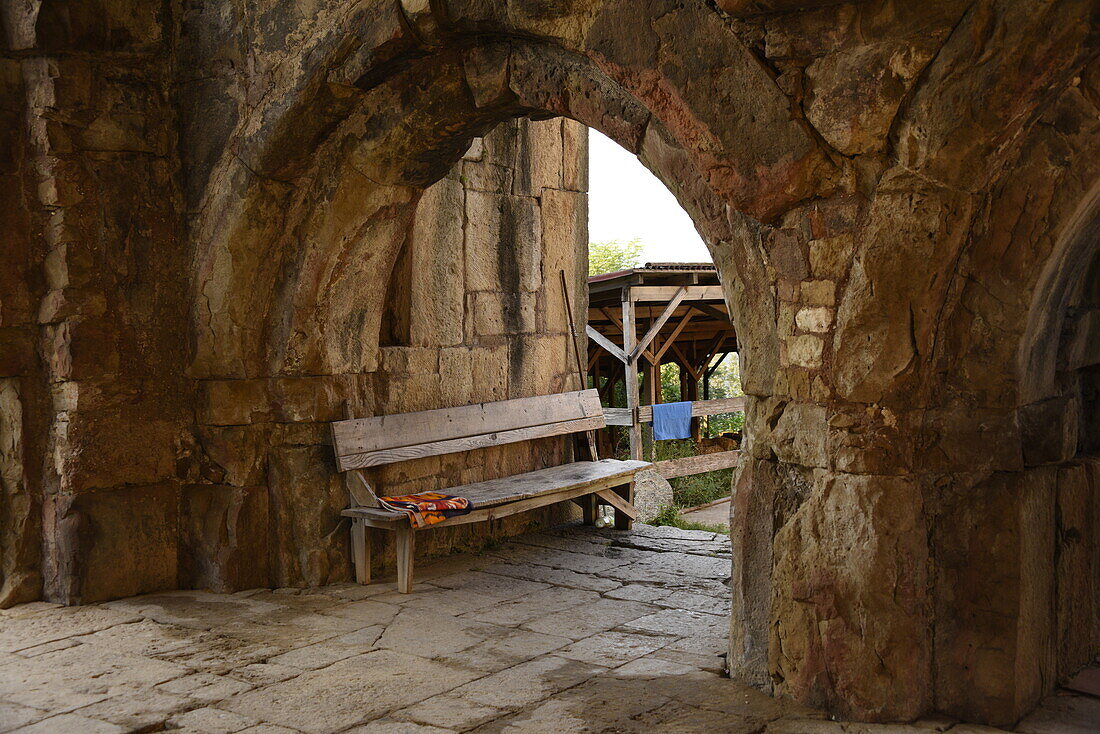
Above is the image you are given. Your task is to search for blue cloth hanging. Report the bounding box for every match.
[652,401,692,440]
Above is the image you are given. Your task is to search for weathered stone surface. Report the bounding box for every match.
[933,469,1057,726]
[770,473,930,721]
[629,468,673,522]
[5,0,1100,727]
[180,485,270,593]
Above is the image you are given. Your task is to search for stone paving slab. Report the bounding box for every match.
[0,523,1092,733]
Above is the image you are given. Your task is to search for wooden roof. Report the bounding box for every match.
[587,263,736,381]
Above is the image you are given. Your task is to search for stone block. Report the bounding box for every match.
[795,307,833,333]
[772,471,931,721]
[768,401,828,469]
[728,457,777,690]
[800,280,836,307]
[632,468,673,522]
[934,468,1057,725]
[766,228,809,281]
[439,347,474,406]
[786,335,824,369]
[804,41,932,156]
[562,118,588,192]
[1020,397,1079,467]
[513,118,563,195]
[267,445,350,588]
[53,483,180,604]
[271,376,355,423]
[180,484,270,593]
[409,176,465,347]
[1055,463,1095,678]
[0,378,39,608]
[376,373,442,415]
[199,379,272,426]
[469,345,509,403]
[809,235,854,280]
[465,188,541,296]
[195,425,270,487]
[379,348,439,376]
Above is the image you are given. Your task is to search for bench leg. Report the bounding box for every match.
[396,525,415,593]
[581,494,598,525]
[614,481,635,531]
[350,519,371,585]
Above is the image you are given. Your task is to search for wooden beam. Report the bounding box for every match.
[637,397,746,423]
[622,291,643,461]
[599,307,624,331]
[596,488,639,519]
[705,351,729,378]
[587,349,601,371]
[655,450,741,479]
[670,342,701,381]
[585,325,629,364]
[653,311,695,363]
[695,330,731,374]
[631,285,724,302]
[603,407,633,426]
[691,301,729,322]
[632,287,688,362]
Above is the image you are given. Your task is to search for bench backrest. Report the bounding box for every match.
[331,389,605,471]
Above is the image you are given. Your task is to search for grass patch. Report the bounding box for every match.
[649,505,729,535]
[652,439,734,509]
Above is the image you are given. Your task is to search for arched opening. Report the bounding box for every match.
[1014,187,1100,700]
[584,129,744,531]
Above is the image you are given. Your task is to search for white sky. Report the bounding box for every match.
[587,128,711,264]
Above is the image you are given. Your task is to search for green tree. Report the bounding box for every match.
[588,238,644,276]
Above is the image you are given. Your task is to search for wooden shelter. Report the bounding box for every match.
[586,263,743,476]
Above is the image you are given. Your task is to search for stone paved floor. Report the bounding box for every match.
[1,523,1098,734]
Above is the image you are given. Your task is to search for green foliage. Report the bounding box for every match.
[649,505,728,535]
[702,352,745,435]
[651,439,733,509]
[588,238,644,276]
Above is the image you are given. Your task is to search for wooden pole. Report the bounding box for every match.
[622,288,642,461]
[560,270,599,461]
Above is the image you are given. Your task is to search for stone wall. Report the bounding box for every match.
[183,118,590,593]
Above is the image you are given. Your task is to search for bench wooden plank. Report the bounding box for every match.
[596,488,639,519]
[344,473,637,530]
[336,415,606,470]
[332,389,603,458]
[342,459,648,518]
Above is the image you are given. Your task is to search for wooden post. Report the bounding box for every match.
[396,525,415,593]
[688,370,701,441]
[350,519,371,585]
[614,481,635,530]
[622,289,643,461]
[581,494,597,525]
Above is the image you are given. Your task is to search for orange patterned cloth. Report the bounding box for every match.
[377,492,474,528]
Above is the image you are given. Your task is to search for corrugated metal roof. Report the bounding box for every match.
[640,262,715,271]
[587,262,717,284]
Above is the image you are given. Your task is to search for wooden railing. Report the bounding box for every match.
[654,450,740,479]
[602,396,746,426]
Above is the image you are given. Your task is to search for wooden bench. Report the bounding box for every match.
[330,389,649,592]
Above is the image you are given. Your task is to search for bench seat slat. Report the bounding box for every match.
[342,458,649,527]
